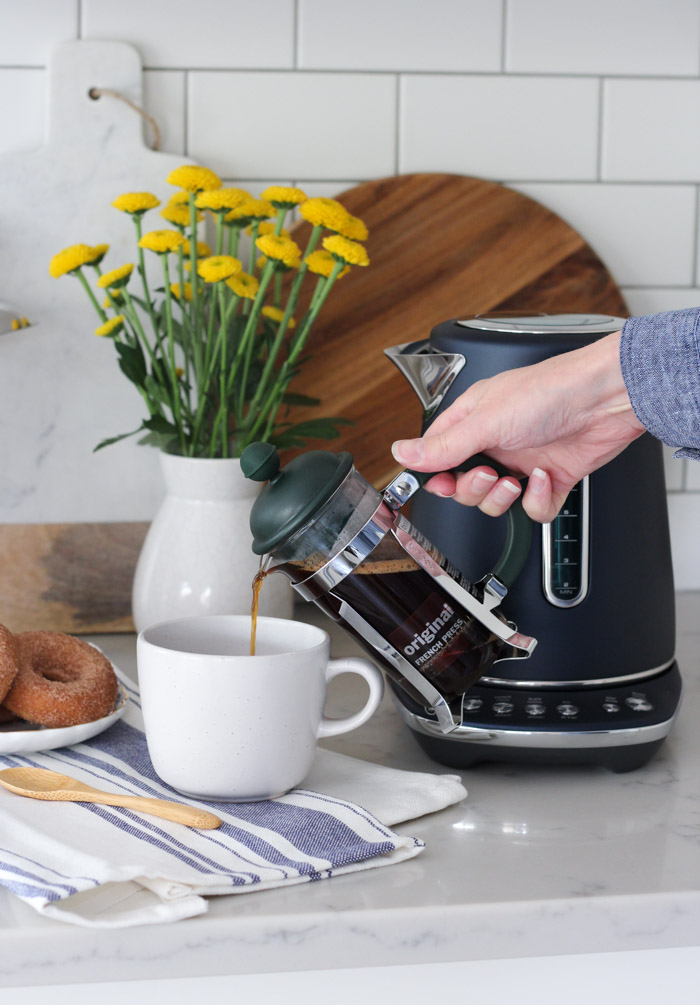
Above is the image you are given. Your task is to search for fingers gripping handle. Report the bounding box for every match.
[317,658,385,738]
[405,453,532,589]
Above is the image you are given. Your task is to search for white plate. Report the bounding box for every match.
[0,685,129,755]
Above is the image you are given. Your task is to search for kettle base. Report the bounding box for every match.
[389,662,682,773]
[405,731,667,773]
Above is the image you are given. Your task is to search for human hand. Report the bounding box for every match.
[391,332,645,523]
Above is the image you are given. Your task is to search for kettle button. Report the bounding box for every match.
[625,696,654,712]
[463,697,483,713]
[556,702,580,718]
[603,698,620,713]
[492,699,514,716]
[525,700,546,717]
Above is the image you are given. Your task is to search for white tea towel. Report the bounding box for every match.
[0,671,466,928]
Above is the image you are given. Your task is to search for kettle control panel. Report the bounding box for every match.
[541,477,589,608]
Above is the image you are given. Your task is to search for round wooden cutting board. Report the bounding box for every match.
[284,173,627,486]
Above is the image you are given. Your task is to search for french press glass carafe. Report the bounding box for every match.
[241,442,537,733]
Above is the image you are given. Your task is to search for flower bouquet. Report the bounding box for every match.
[49,164,370,458]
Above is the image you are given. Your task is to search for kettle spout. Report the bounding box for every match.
[384,340,466,419]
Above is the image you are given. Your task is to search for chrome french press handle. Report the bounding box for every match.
[383,453,533,589]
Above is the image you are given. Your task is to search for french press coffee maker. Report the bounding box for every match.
[241,440,537,734]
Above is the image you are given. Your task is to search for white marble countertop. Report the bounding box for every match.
[1,595,699,988]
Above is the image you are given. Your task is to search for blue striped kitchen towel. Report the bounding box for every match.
[0,668,466,928]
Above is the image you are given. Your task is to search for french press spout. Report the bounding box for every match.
[241,442,537,734]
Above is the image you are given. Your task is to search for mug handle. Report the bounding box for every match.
[317,658,385,738]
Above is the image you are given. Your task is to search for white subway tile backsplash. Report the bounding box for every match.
[663,445,685,491]
[0,69,44,155]
[0,0,77,66]
[603,80,700,182]
[298,0,502,72]
[82,0,294,69]
[399,75,598,180]
[513,183,696,286]
[506,0,700,77]
[622,289,700,317]
[143,71,185,156]
[667,493,700,589]
[685,462,700,491]
[188,72,397,180]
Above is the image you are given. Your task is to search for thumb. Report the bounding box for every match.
[392,421,481,473]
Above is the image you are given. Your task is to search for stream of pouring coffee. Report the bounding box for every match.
[249,558,269,655]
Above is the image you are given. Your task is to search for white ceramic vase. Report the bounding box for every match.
[132,453,293,633]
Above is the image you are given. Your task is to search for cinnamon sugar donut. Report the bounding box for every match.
[4,631,118,728]
[0,624,19,703]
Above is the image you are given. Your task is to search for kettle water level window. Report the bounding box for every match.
[542,477,590,608]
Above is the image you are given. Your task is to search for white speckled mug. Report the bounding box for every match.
[137,615,384,802]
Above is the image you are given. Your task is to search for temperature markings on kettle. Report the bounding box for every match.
[389,595,466,669]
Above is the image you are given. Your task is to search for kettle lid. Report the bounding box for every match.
[456,312,627,335]
[241,442,353,555]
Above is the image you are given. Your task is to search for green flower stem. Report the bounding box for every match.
[309,273,327,311]
[188,193,202,339]
[274,207,289,235]
[161,256,187,455]
[217,283,229,457]
[243,234,320,424]
[248,221,260,275]
[224,292,240,326]
[225,223,242,258]
[176,247,195,392]
[121,288,169,416]
[247,260,344,445]
[215,214,225,255]
[274,272,282,307]
[133,215,159,333]
[76,269,107,322]
[228,260,275,401]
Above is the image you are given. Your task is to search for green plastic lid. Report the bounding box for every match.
[241,442,354,555]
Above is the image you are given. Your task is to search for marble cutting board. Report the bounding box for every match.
[0,40,193,526]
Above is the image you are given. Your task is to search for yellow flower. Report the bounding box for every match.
[195,188,251,213]
[168,191,190,206]
[197,255,242,283]
[182,239,212,258]
[225,197,274,224]
[260,185,307,208]
[21,317,29,327]
[226,271,259,299]
[138,230,186,255]
[256,233,302,269]
[175,366,185,379]
[95,315,125,337]
[96,263,134,289]
[305,249,350,279]
[160,204,201,228]
[49,243,95,278]
[335,214,369,241]
[299,197,350,231]
[262,305,296,328]
[323,234,369,267]
[167,164,221,193]
[86,243,110,266]
[170,282,193,301]
[248,221,290,238]
[10,319,20,331]
[102,290,123,308]
[112,192,160,215]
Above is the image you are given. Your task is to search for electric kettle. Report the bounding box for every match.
[386,313,682,771]
[240,441,537,734]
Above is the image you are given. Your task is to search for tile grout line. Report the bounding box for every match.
[597,77,604,182]
[501,0,508,72]
[293,0,299,69]
[394,75,401,176]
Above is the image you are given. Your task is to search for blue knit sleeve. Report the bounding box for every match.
[620,308,700,460]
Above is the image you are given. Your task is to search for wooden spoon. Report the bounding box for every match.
[0,767,222,829]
